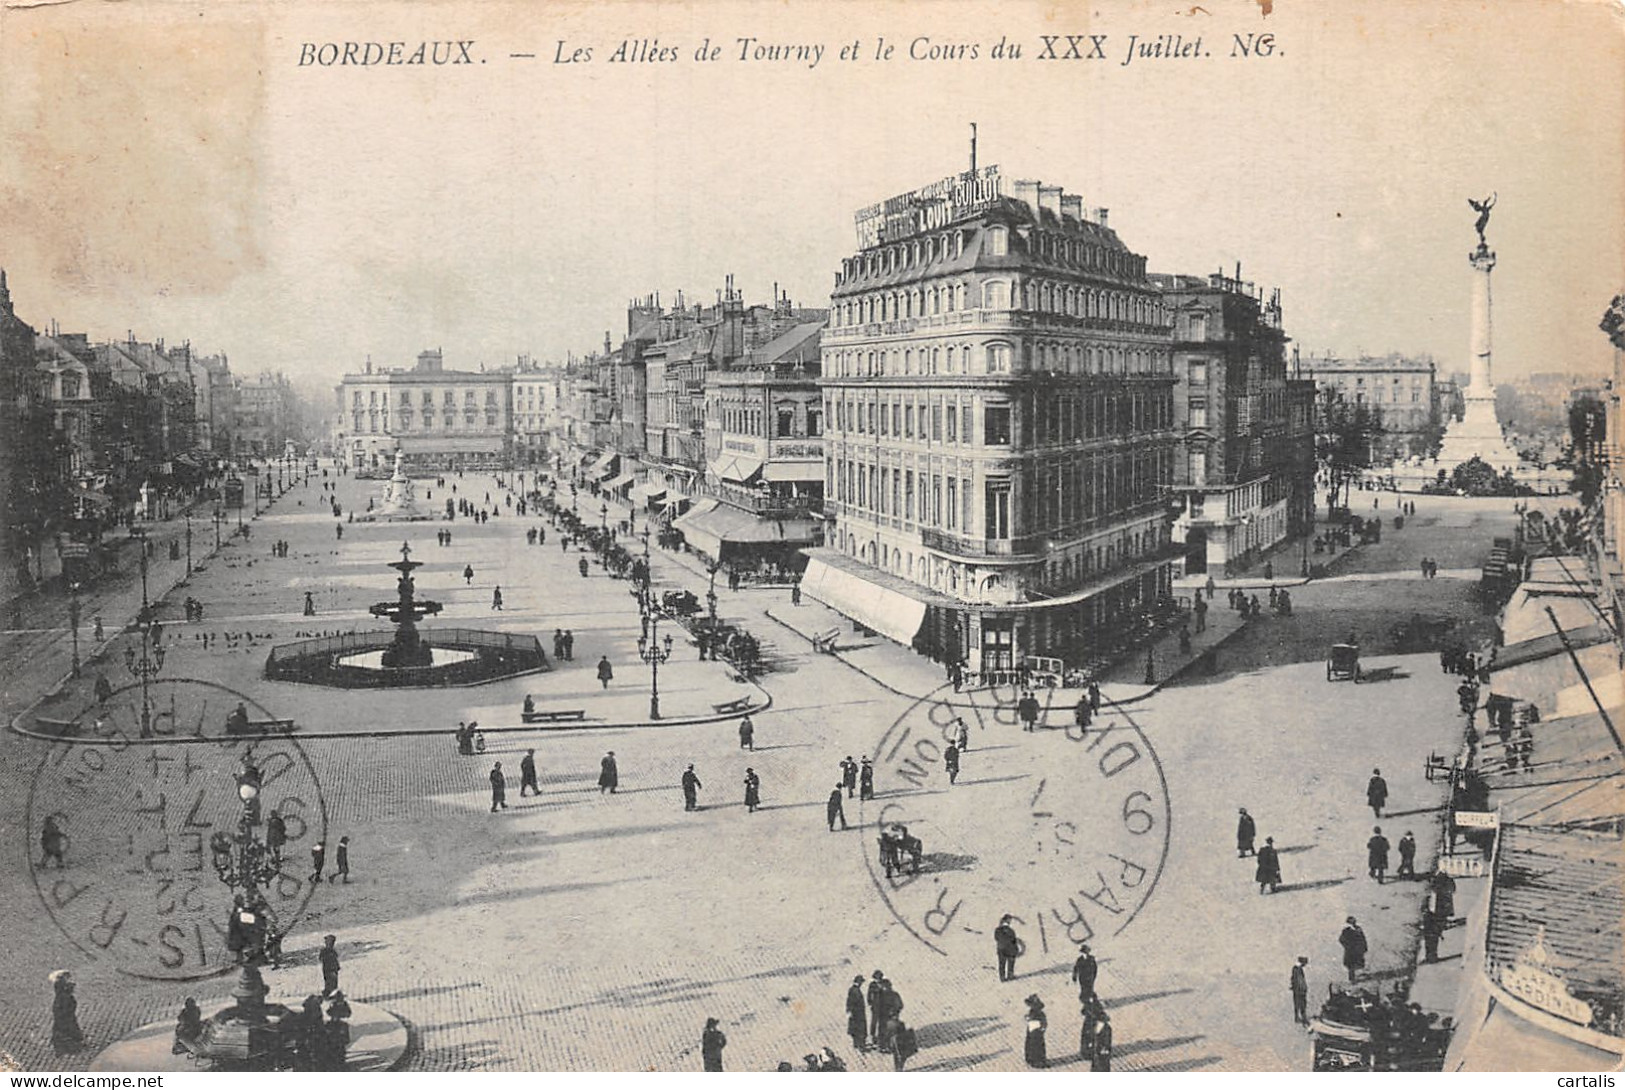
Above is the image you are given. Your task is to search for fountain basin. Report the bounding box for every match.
[264,628,549,689]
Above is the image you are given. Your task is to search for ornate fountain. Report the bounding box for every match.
[370,542,441,667]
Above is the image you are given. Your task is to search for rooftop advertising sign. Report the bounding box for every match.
[854,166,1004,249]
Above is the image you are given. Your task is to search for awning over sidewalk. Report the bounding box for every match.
[801,554,927,647]
[671,498,817,557]
[1449,994,1623,1070]
[1501,587,1605,645]
[672,498,723,556]
[603,473,636,494]
[762,461,824,483]
[587,453,620,482]
[708,454,763,484]
[628,482,667,504]
[1490,626,1617,714]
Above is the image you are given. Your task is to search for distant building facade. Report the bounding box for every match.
[335,349,513,471]
[1301,353,1439,462]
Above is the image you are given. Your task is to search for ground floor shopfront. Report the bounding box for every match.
[802,547,1176,677]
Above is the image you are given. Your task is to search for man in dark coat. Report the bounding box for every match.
[596,655,614,689]
[599,751,618,794]
[944,743,960,784]
[330,836,349,884]
[310,840,326,884]
[681,765,702,811]
[1088,679,1102,712]
[1339,917,1368,983]
[859,757,874,801]
[1366,769,1389,817]
[519,749,539,797]
[840,756,858,798]
[743,769,760,813]
[700,1017,726,1071]
[1367,826,1390,883]
[1397,830,1417,878]
[827,784,847,831]
[876,981,904,1053]
[1071,944,1098,1000]
[319,934,341,996]
[1256,836,1282,893]
[995,915,1021,981]
[1017,691,1040,731]
[1091,1011,1113,1071]
[738,716,754,751]
[1431,870,1457,918]
[1237,807,1257,857]
[866,972,886,1046]
[1422,908,1444,963]
[846,976,868,1051]
[1290,956,1310,1025]
[489,762,507,812]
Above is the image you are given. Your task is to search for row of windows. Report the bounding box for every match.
[829,388,1169,447]
[834,460,974,533]
[711,406,825,439]
[833,279,1163,328]
[830,394,991,446]
[351,411,500,433]
[351,388,501,408]
[825,339,1166,379]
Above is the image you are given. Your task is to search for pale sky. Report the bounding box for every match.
[2,0,1621,393]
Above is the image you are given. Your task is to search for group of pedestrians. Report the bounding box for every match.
[1235,807,1284,893]
[845,972,915,1068]
[1419,557,1442,579]
[1008,939,1112,1070]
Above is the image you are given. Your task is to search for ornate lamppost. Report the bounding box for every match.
[213,507,224,549]
[68,581,82,678]
[637,618,675,721]
[600,501,608,530]
[123,529,165,737]
[194,754,302,1064]
[185,512,194,575]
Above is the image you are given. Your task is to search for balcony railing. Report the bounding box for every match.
[918,526,1048,559]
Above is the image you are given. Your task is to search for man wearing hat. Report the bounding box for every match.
[681,764,703,811]
[1339,917,1368,983]
[866,971,886,1046]
[1072,943,1098,1000]
[846,975,868,1051]
[320,934,342,996]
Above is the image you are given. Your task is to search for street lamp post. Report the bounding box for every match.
[213,508,224,549]
[185,512,194,575]
[637,617,675,721]
[68,581,82,678]
[124,529,165,738]
[600,502,608,530]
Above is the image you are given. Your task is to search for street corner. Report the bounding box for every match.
[27,678,329,982]
[858,680,1171,971]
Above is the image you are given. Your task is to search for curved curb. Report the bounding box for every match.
[8,675,775,745]
[87,998,410,1073]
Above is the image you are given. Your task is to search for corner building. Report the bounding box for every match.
[810,168,1180,677]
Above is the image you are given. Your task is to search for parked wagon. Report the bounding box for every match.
[1327,643,1363,682]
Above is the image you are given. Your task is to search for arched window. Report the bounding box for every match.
[986,343,1012,373]
[988,225,1009,256]
[984,280,1010,310]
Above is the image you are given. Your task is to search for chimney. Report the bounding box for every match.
[1038,185,1063,220]
[1061,194,1084,223]
[1013,180,1042,218]
[1094,208,1110,228]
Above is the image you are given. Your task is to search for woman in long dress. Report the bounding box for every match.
[50,971,83,1055]
[1023,995,1047,1068]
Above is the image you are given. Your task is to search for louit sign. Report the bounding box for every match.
[855,166,1004,249]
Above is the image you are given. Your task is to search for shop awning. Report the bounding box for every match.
[579,450,601,466]
[801,555,927,646]
[1501,587,1605,645]
[1489,630,1617,715]
[587,453,620,482]
[762,461,824,483]
[656,491,692,511]
[675,501,818,548]
[629,482,667,504]
[673,497,723,557]
[1449,993,1623,1070]
[708,454,763,484]
[604,473,636,493]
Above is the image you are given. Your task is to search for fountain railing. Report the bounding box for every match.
[264,628,546,688]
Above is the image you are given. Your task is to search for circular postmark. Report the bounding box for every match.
[860,682,1171,966]
[27,679,328,981]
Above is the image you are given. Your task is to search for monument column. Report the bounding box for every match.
[1468,246,1495,393]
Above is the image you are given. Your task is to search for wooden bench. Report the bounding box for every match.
[712,697,753,716]
[810,627,841,653]
[521,709,586,723]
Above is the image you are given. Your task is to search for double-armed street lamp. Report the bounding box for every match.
[68,581,82,678]
[600,501,608,530]
[637,621,675,721]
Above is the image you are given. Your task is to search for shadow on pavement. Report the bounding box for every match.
[1272,876,1352,894]
[909,1046,1013,1071]
[913,1015,1005,1050]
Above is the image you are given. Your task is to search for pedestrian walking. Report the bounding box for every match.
[1422,908,1444,963]
[681,764,703,811]
[579,557,590,579]
[489,762,507,812]
[791,582,801,606]
[320,934,341,996]
[39,816,66,869]
[1367,825,1390,883]
[329,836,350,884]
[1237,807,1257,857]
[1023,995,1048,1068]
[1072,943,1098,1000]
[995,915,1021,981]
[859,757,875,801]
[1255,835,1283,892]
[1074,695,1092,734]
[743,768,761,813]
[1194,594,1208,633]
[1088,679,1101,712]
[840,756,857,798]
[827,784,847,831]
[1091,1011,1113,1071]
[1366,768,1388,818]
[1017,690,1040,731]
[553,629,564,660]
[1397,830,1417,878]
[944,742,960,784]
[310,840,326,884]
[520,749,539,797]
[701,1018,726,1071]
[266,810,286,863]
[491,586,503,610]
[738,715,754,751]
[1431,870,1457,918]
[846,976,868,1051]
[563,630,574,660]
[891,1020,917,1070]
[304,591,316,616]
[1339,917,1368,983]
[463,564,474,585]
[596,655,614,689]
[599,751,618,794]
[1205,575,1217,599]
[49,971,84,1056]
[1290,957,1310,1026]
